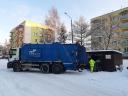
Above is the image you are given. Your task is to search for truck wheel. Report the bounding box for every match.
[13,62,21,72]
[40,64,49,73]
[7,62,12,68]
[52,64,63,74]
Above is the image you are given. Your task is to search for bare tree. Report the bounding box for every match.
[73,16,89,45]
[45,6,66,43]
[57,23,67,43]
[45,6,60,31]
[91,15,115,50]
[102,17,113,50]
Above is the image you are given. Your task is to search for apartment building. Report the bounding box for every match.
[10,20,54,48]
[91,7,128,57]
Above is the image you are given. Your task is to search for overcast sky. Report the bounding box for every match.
[0,0,128,44]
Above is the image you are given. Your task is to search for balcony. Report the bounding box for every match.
[121,18,128,23]
[120,22,128,27]
[122,40,128,47]
[119,9,128,15]
[112,29,121,32]
[123,31,128,37]
[119,22,128,31]
[120,14,128,19]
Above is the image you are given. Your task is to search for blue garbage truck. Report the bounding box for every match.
[7,43,88,74]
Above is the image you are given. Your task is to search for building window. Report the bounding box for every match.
[35,39,38,43]
[127,40,128,45]
[124,47,128,53]
[33,32,38,36]
[120,10,128,16]
[112,41,117,46]
[98,37,102,42]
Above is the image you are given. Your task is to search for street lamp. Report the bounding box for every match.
[64,12,73,43]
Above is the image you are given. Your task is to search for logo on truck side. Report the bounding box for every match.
[29,49,41,57]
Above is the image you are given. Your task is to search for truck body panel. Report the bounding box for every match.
[20,43,88,70]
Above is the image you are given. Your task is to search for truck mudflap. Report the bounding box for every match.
[72,64,85,72]
[79,64,86,69]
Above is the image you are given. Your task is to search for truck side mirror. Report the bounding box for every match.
[9,51,12,58]
[7,56,9,61]
[9,54,12,58]
[127,67,128,70]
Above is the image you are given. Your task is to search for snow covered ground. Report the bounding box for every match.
[0,59,128,96]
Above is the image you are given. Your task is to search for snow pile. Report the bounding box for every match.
[0,59,128,96]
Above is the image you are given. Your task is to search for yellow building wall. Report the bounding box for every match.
[25,20,55,44]
[30,27,44,44]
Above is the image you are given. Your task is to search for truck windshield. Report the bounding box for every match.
[10,49,16,56]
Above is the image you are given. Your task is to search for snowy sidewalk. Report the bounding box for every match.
[0,59,128,96]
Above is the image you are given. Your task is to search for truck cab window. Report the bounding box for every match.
[9,49,16,58]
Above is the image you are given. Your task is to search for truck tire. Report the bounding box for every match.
[40,64,49,73]
[52,64,64,74]
[13,62,22,72]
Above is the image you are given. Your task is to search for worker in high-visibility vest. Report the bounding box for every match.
[89,58,96,72]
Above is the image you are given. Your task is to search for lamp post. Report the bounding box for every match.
[64,12,73,43]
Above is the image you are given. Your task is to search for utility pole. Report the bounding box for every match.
[64,12,73,43]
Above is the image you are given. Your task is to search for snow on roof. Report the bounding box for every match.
[87,50,123,54]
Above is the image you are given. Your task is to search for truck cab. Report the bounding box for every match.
[7,48,19,68]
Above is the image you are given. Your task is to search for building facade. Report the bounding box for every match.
[91,7,128,57]
[10,20,54,48]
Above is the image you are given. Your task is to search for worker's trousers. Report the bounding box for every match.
[90,66,94,72]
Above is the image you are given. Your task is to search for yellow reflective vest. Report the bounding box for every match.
[89,59,95,67]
